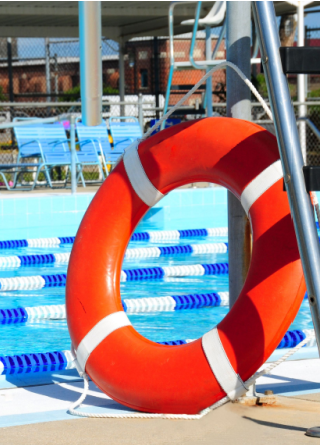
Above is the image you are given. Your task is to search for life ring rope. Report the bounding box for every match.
[69,333,313,419]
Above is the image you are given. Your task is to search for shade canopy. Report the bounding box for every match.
[0,1,318,41]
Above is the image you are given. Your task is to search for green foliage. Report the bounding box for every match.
[251,74,268,98]
[59,84,119,102]
[103,85,119,95]
[308,88,320,99]
[0,85,9,102]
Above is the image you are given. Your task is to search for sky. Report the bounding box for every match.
[15,6,320,60]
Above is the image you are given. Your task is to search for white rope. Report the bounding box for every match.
[68,332,313,419]
[142,60,273,142]
[245,332,314,387]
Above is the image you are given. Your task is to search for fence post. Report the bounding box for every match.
[7,38,14,147]
[70,115,77,194]
[119,39,125,117]
[226,1,252,308]
[45,38,51,103]
[138,93,143,131]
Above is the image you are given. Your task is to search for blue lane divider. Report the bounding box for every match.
[0,263,229,291]
[0,328,313,375]
[0,292,230,323]
[158,329,309,349]
[0,227,228,250]
[0,291,307,322]
[0,350,69,375]
[0,243,228,268]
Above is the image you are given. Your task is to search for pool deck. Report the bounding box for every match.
[1,357,320,443]
[2,391,320,444]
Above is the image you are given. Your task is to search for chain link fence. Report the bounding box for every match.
[0,29,320,189]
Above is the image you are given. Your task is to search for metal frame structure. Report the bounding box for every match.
[253,0,320,360]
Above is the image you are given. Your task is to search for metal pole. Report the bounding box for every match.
[119,40,125,117]
[205,26,213,117]
[54,53,58,103]
[253,1,320,354]
[138,93,143,131]
[7,38,14,103]
[70,115,77,194]
[226,1,252,308]
[79,1,102,126]
[45,38,51,103]
[153,36,160,119]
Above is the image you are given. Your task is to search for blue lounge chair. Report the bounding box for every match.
[76,120,123,175]
[108,117,142,152]
[14,119,84,189]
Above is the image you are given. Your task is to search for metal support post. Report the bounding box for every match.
[153,36,160,119]
[70,115,77,195]
[297,1,307,162]
[45,38,51,103]
[7,38,14,103]
[79,1,102,126]
[253,1,320,356]
[54,53,58,102]
[138,93,143,131]
[226,1,252,308]
[205,26,213,117]
[119,40,125,117]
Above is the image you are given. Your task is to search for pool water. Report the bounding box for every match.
[0,217,313,356]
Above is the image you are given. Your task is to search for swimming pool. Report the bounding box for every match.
[0,187,314,360]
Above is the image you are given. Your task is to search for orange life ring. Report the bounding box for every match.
[66,118,305,415]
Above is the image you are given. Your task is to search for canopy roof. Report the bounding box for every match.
[0,1,318,41]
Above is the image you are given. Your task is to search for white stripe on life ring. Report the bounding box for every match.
[76,311,131,374]
[123,141,164,207]
[202,328,248,401]
[241,160,283,215]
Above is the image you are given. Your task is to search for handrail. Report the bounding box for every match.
[0,115,63,130]
[189,2,227,70]
[0,101,155,108]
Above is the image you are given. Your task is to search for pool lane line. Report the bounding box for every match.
[0,227,228,250]
[0,263,229,291]
[0,292,309,322]
[0,292,230,322]
[0,328,315,376]
[0,243,228,268]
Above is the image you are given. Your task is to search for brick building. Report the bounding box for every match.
[0,33,226,105]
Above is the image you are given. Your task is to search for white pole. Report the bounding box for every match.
[70,115,77,194]
[297,1,307,162]
[138,93,143,130]
[79,1,102,126]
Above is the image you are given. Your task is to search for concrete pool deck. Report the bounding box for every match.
[1,357,320,443]
[2,393,320,444]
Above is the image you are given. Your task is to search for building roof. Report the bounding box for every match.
[0,2,318,41]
